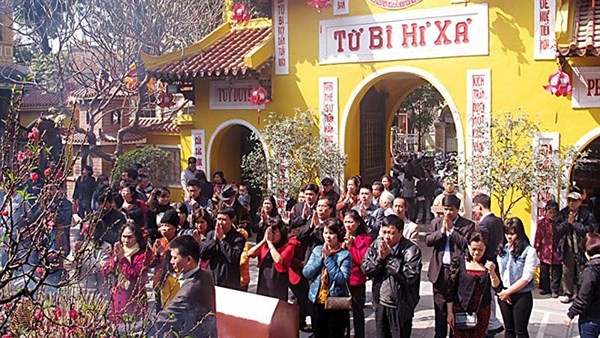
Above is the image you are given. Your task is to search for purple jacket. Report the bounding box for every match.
[103,249,154,322]
[534,217,561,265]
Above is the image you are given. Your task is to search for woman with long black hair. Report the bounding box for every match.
[145,187,173,241]
[497,217,540,338]
[252,195,281,243]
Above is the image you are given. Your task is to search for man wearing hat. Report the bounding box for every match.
[216,184,249,225]
[430,177,465,218]
[180,157,198,199]
[320,177,339,206]
[556,190,598,303]
[426,194,474,338]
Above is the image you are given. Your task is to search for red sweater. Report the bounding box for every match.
[347,233,372,286]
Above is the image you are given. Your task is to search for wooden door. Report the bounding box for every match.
[360,87,387,184]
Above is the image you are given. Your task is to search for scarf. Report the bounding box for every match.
[123,243,140,262]
[316,245,341,304]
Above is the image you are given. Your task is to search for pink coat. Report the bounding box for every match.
[347,233,372,286]
[534,217,561,265]
[102,249,154,323]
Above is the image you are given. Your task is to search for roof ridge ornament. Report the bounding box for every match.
[232,3,252,24]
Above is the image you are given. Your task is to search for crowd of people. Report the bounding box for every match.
[3,154,600,338]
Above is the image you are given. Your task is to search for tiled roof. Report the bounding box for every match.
[69,85,128,100]
[99,130,146,144]
[138,117,180,133]
[22,87,61,108]
[151,26,272,80]
[62,131,89,145]
[559,0,600,57]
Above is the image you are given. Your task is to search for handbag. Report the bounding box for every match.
[324,283,352,311]
[454,273,489,330]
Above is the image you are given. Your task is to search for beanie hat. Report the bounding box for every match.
[160,209,180,227]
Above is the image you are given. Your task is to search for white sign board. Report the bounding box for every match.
[333,0,349,15]
[572,66,600,108]
[274,0,289,75]
[209,80,259,110]
[319,4,489,64]
[319,77,339,145]
[466,69,491,198]
[191,129,207,173]
[534,0,556,60]
[531,132,560,239]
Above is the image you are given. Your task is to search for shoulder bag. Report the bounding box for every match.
[324,282,352,311]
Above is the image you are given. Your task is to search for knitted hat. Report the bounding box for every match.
[160,209,180,227]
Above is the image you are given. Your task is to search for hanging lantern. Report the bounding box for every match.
[157,91,176,108]
[232,3,251,23]
[307,0,332,13]
[248,86,270,124]
[543,69,572,97]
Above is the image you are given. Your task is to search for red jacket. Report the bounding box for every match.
[257,240,296,272]
[534,217,561,265]
[347,233,372,285]
[288,236,304,285]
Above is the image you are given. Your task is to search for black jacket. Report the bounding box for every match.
[94,208,127,245]
[289,201,316,229]
[447,257,501,311]
[199,228,246,290]
[567,256,600,322]
[555,206,598,264]
[426,216,474,285]
[362,237,422,313]
[478,213,505,262]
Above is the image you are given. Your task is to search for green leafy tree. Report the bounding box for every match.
[465,112,582,219]
[111,146,173,187]
[399,84,445,151]
[242,109,347,199]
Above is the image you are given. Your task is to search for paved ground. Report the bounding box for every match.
[71,224,580,337]
[290,225,578,338]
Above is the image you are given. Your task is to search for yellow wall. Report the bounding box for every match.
[175,0,600,231]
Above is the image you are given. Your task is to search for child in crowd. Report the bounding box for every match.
[238,222,251,291]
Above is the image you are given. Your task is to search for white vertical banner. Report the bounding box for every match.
[333,0,349,15]
[274,0,289,75]
[531,132,560,239]
[466,69,492,210]
[319,77,339,146]
[191,129,206,173]
[534,0,556,60]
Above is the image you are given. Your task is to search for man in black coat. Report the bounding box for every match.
[199,207,246,290]
[151,235,217,337]
[472,193,505,336]
[426,194,474,338]
[556,191,598,303]
[362,215,422,338]
[289,183,320,230]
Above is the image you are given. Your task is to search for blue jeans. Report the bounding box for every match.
[579,319,600,338]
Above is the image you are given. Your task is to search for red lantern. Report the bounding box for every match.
[307,0,332,13]
[249,86,269,106]
[232,3,251,23]
[543,69,572,97]
[248,86,270,123]
[157,91,176,108]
